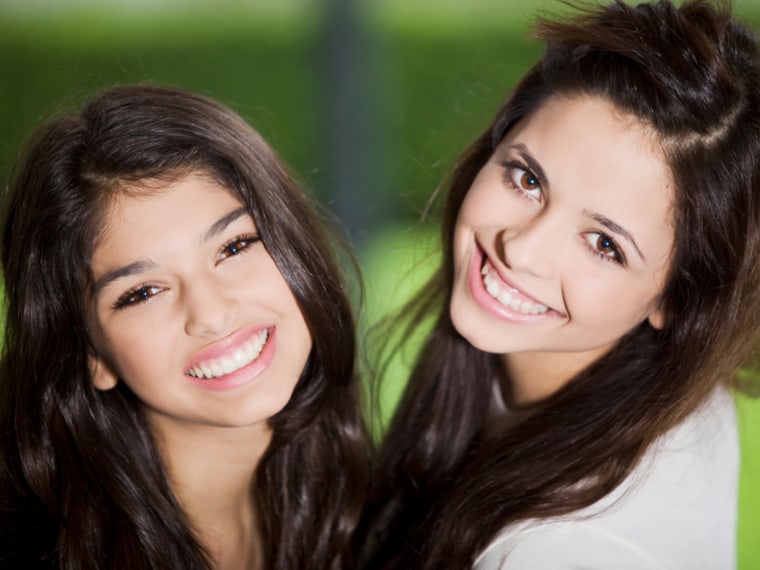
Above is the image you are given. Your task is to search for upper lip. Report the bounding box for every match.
[185,325,271,370]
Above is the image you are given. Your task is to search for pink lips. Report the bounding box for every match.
[185,325,275,391]
[468,243,561,323]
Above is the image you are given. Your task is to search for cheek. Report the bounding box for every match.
[457,185,497,229]
[451,224,476,291]
[101,320,176,381]
[453,188,494,252]
[565,276,661,332]
[244,264,312,345]
[243,265,297,312]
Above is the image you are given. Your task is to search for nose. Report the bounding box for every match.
[499,210,562,278]
[183,274,239,338]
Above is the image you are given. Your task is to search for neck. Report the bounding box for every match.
[148,416,271,570]
[500,347,608,407]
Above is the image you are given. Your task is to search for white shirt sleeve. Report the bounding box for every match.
[476,520,668,570]
[474,388,739,570]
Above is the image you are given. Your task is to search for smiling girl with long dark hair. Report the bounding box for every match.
[363,1,760,568]
[0,84,368,569]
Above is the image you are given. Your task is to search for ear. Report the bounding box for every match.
[89,353,119,391]
[647,306,667,330]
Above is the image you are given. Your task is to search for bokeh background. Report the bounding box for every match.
[1,0,758,565]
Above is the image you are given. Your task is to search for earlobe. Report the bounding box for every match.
[89,354,119,391]
[647,308,667,330]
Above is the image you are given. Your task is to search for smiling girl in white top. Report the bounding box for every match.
[362,1,760,568]
[0,85,368,569]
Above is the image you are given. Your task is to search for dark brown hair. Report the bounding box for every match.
[0,84,368,569]
[362,1,760,567]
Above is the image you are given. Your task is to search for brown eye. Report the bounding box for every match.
[219,238,248,260]
[113,285,163,310]
[505,163,543,201]
[595,235,616,256]
[584,232,625,265]
[520,170,540,191]
[217,234,261,264]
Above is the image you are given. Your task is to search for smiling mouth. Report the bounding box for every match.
[480,260,549,315]
[186,328,271,379]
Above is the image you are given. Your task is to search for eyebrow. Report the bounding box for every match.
[92,260,156,298]
[92,206,250,297]
[510,143,550,189]
[203,207,247,244]
[584,210,646,262]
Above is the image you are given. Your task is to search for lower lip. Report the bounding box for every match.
[467,245,558,324]
[186,327,276,391]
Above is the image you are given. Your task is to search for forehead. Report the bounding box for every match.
[502,95,666,178]
[103,170,236,222]
[93,173,244,260]
[507,95,672,199]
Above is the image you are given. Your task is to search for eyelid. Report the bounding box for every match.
[501,160,543,202]
[584,211,645,263]
[503,146,548,187]
[111,283,163,310]
[216,233,261,263]
[583,231,627,266]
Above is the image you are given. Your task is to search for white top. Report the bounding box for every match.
[475,388,739,570]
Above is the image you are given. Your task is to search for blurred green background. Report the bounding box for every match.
[0,0,550,243]
[1,0,758,566]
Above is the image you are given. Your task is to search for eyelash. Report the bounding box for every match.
[216,233,260,264]
[111,233,261,310]
[583,232,626,266]
[502,160,543,202]
[112,284,163,310]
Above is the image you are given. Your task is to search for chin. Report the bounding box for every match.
[450,302,496,354]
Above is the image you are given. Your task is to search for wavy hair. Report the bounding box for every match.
[0,84,368,569]
[363,1,760,567]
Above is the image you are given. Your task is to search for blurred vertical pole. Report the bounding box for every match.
[318,0,388,249]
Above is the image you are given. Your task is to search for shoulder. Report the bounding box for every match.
[475,520,670,570]
[475,388,739,570]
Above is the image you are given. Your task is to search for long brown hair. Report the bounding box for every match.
[363,1,760,567]
[0,84,368,569]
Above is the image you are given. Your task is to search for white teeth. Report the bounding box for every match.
[232,350,247,368]
[187,329,270,380]
[482,265,549,315]
[221,357,235,375]
[486,277,500,298]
